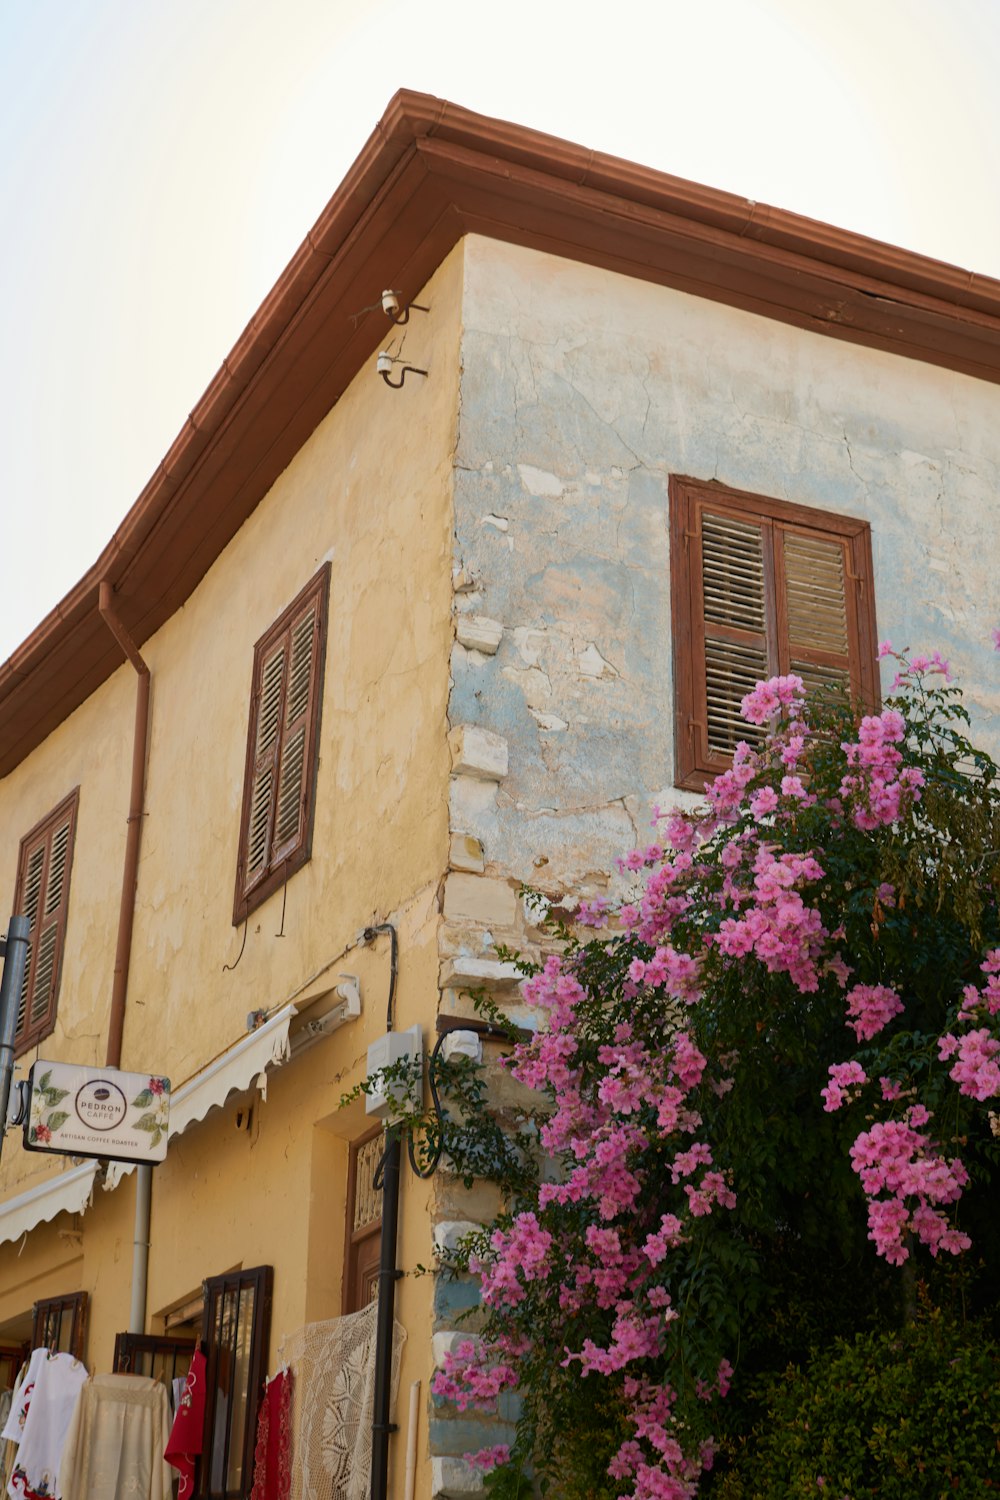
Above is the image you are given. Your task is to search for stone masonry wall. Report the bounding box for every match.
[426,233,1000,1496]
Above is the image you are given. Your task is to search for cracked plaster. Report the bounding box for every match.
[448,235,1000,894]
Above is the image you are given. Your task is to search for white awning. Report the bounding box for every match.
[0,1161,99,1247]
[106,1004,296,1189]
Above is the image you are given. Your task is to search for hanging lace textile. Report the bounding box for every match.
[249,1368,293,1500]
[58,1374,173,1500]
[277,1301,405,1500]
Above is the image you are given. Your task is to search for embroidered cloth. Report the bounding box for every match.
[8,1351,88,1500]
[58,1374,173,1500]
[250,1368,293,1500]
[0,1352,44,1446]
[164,1349,206,1500]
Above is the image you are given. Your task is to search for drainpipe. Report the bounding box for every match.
[370,1130,402,1500]
[98,581,152,1334]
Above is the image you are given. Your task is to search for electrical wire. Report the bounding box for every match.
[363,923,398,1028]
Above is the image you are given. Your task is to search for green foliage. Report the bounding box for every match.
[716,1302,1000,1498]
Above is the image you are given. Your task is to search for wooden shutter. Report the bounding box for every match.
[13,790,79,1055]
[200,1265,272,1500]
[670,477,878,789]
[777,528,854,695]
[699,510,771,759]
[343,1128,384,1314]
[234,565,330,923]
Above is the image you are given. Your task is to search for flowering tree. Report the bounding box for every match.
[433,649,1000,1498]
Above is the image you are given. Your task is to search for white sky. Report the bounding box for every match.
[2,0,999,662]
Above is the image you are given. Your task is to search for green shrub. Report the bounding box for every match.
[723,1306,1000,1498]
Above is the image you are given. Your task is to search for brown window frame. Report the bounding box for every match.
[233,566,330,924]
[670,476,878,790]
[343,1127,384,1315]
[198,1264,272,1500]
[114,1331,196,1385]
[32,1291,88,1360]
[13,789,80,1057]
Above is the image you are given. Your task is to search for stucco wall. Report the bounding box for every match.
[0,670,133,1201]
[125,242,462,1084]
[0,243,462,1500]
[447,234,1000,899]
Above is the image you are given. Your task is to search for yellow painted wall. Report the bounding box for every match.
[0,241,464,1499]
[126,239,462,1082]
[0,667,134,1203]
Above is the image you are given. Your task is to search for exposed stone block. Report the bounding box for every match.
[529,708,568,731]
[433,1274,482,1326]
[449,726,509,781]
[455,615,503,654]
[430,1416,517,1457]
[449,833,486,873]
[433,1219,481,1257]
[578,641,618,677]
[431,1456,485,1497]
[444,874,517,926]
[439,955,523,989]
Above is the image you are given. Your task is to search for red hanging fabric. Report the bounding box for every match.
[164,1349,206,1500]
[250,1368,293,1500]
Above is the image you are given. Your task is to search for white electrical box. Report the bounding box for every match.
[365,1024,423,1119]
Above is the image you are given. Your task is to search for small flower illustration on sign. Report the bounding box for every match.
[27,1069,71,1145]
[131,1077,170,1150]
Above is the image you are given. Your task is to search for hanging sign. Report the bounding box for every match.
[23,1060,171,1164]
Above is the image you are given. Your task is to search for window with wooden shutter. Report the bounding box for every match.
[12,789,79,1056]
[343,1128,384,1314]
[233,565,330,923]
[670,477,878,789]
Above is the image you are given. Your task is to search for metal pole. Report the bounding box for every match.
[129,1163,153,1333]
[0,916,30,1154]
[370,1130,401,1500]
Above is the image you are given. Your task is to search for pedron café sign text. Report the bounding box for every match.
[23,1060,171,1164]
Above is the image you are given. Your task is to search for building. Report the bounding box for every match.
[0,91,998,1499]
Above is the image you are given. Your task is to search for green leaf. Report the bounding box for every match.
[131,1089,153,1109]
[38,1070,51,1091]
[42,1087,69,1108]
[134,1112,161,1132]
[46,1111,69,1132]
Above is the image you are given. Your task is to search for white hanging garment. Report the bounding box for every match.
[8,1351,88,1500]
[0,1350,45,1445]
[58,1373,174,1500]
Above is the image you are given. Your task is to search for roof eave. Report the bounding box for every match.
[4,88,1000,776]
